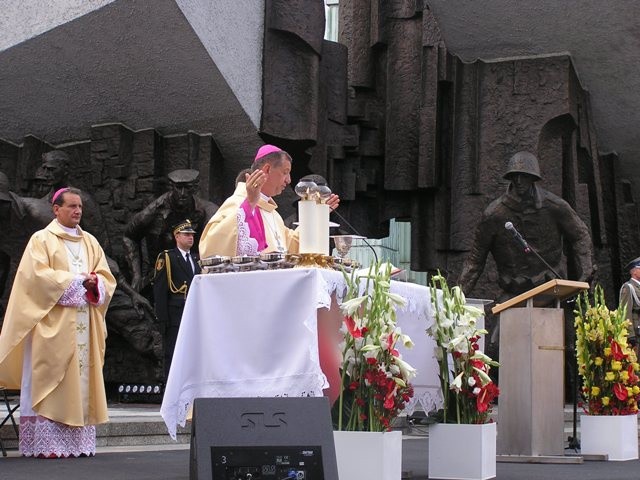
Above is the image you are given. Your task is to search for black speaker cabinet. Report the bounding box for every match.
[189,397,339,480]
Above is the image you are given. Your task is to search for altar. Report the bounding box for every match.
[160,267,441,438]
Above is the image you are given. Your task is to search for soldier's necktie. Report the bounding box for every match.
[185,252,193,275]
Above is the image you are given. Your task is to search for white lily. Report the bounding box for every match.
[340,296,367,316]
[400,333,414,349]
[452,286,466,306]
[472,366,492,385]
[395,356,417,380]
[464,304,484,317]
[472,351,499,367]
[393,376,407,388]
[427,272,500,424]
[385,291,407,307]
[450,372,464,392]
[335,261,419,431]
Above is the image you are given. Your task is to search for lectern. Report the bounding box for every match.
[491,279,589,459]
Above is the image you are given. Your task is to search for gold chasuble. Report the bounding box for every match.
[0,220,116,427]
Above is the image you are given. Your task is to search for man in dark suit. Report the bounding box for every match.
[153,219,201,379]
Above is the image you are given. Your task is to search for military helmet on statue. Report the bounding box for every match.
[503,151,542,181]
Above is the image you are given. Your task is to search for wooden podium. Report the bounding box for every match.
[491,279,589,459]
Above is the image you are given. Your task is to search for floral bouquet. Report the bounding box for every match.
[427,273,499,424]
[574,285,640,415]
[333,262,417,432]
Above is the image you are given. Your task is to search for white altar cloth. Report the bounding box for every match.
[160,268,441,439]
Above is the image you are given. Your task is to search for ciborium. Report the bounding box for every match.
[331,235,364,260]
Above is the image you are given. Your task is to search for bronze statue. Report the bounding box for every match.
[31,166,52,198]
[459,151,594,398]
[459,151,594,298]
[0,172,51,318]
[105,257,163,381]
[123,169,218,291]
[40,150,110,252]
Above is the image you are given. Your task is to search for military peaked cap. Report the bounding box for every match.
[173,219,196,235]
[625,257,640,272]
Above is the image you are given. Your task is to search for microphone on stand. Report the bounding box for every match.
[504,221,531,253]
[504,221,562,279]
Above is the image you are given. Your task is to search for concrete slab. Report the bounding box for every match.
[2,403,640,479]
[1,437,639,480]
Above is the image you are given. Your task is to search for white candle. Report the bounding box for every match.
[316,203,330,255]
[298,200,317,254]
[298,200,330,255]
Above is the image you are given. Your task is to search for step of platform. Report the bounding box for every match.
[0,403,191,452]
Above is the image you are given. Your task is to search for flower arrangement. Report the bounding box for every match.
[574,285,640,415]
[333,262,417,432]
[427,273,499,424]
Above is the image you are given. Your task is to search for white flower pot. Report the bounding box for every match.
[580,414,639,461]
[333,430,402,480]
[428,422,496,480]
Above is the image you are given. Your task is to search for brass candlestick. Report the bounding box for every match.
[291,253,334,269]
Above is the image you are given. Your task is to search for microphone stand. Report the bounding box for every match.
[331,210,379,264]
[568,355,581,452]
[519,241,562,280]
[510,234,580,451]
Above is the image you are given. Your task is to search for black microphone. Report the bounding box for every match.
[504,221,531,253]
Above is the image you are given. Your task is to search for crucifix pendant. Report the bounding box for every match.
[274,235,285,252]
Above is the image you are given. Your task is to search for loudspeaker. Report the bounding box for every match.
[189,397,339,480]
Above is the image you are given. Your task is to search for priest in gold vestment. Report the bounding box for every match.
[0,187,116,458]
[199,145,339,258]
[200,145,298,257]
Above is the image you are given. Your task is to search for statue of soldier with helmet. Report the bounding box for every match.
[459,151,595,397]
[123,169,218,292]
[459,151,594,300]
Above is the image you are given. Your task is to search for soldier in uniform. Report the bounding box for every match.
[619,256,640,348]
[123,169,218,292]
[153,219,201,379]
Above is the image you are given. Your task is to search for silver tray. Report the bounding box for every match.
[231,255,260,265]
[260,252,287,263]
[199,255,231,267]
